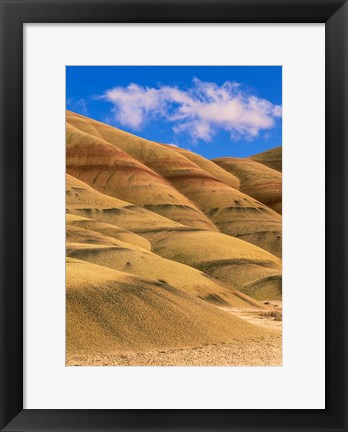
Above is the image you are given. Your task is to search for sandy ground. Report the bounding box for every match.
[67,302,282,367]
[221,301,282,332]
[67,336,281,366]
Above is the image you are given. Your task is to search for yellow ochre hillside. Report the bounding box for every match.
[248,146,282,172]
[212,157,282,214]
[67,111,281,257]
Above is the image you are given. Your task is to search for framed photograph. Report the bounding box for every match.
[0,0,347,431]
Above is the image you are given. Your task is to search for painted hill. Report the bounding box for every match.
[67,120,216,231]
[66,173,281,291]
[66,258,272,355]
[65,240,262,309]
[212,157,282,214]
[248,146,282,172]
[66,110,282,365]
[66,173,183,235]
[161,143,240,189]
[67,111,281,257]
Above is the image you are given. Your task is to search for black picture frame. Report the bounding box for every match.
[1,0,347,431]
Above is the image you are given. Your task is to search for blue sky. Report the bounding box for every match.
[66,66,282,159]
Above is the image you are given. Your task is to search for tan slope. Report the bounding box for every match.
[66,116,216,231]
[67,111,281,256]
[66,225,124,247]
[147,229,281,291]
[240,275,282,301]
[248,146,282,172]
[66,238,261,309]
[212,157,282,214]
[160,171,282,257]
[66,257,271,355]
[66,174,188,234]
[66,214,151,250]
[67,175,280,296]
[161,144,240,189]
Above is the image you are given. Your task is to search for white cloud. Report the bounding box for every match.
[101,78,281,142]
